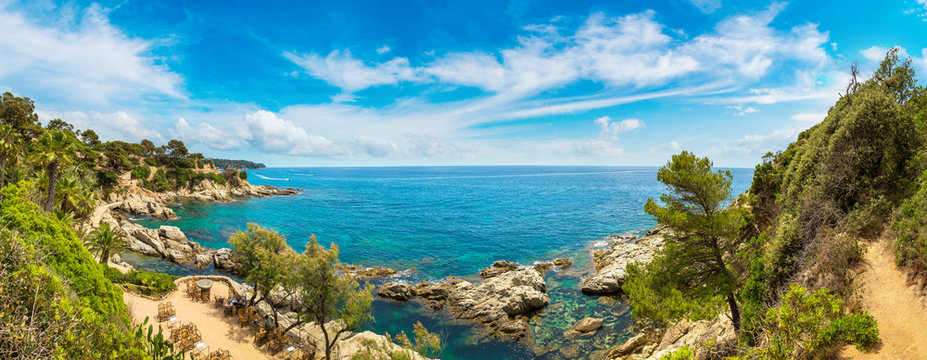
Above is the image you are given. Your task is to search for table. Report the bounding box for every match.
[196,280,213,302]
[167,316,180,329]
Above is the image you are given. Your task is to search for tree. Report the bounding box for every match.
[0,92,42,139]
[0,124,19,191]
[140,139,155,156]
[84,223,128,264]
[30,130,83,212]
[56,173,95,218]
[295,235,374,360]
[641,151,747,330]
[80,129,102,150]
[166,139,188,159]
[227,223,291,307]
[45,119,75,134]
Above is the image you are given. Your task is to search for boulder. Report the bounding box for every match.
[581,227,668,295]
[534,262,553,273]
[479,260,519,278]
[568,317,603,335]
[193,254,212,269]
[214,248,240,272]
[552,258,573,269]
[377,282,414,301]
[448,268,549,339]
[158,226,187,242]
[412,281,455,305]
[347,266,398,279]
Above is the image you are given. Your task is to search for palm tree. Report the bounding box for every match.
[0,124,19,191]
[30,130,81,212]
[56,173,96,218]
[84,223,128,264]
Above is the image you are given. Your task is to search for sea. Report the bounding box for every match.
[128,166,753,359]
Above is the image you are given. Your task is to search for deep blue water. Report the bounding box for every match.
[131,166,753,359]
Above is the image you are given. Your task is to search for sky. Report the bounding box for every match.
[1,0,927,167]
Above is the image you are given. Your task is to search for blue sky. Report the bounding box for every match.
[1,0,926,167]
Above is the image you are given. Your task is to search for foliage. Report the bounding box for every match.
[638,151,748,329]
[227,223,292,307]
[239,170,248,180]
[660,346,695,360]
[105,268,178,297]
[209,158,266,170]
[746,286,878,360]
[892,171,927,271]
[623,259,725,328]
[0,92,42,139]
[131,165,152,180]
[0,182,126,317]
[132,317,188,360]
[30,130,85,212]
[85,223,128,264]
[295,234,375,360]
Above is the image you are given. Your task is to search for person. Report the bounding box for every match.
[264,314,275,330]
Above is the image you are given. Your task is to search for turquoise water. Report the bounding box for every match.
[130,166,753,359]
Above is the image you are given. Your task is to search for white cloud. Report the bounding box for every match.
[37,110,160,141]
[171,118,243,150]
[791,112,826,123]
[242,110,346,156]
[283,50,421,92]
[576,116,644,157]
[376,45,391,54]
[688,0,722,14]
[861,45,909,62]
[727,104,759,116]
[0,3,183,107]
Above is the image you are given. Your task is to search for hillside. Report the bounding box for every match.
[208,158,266,170]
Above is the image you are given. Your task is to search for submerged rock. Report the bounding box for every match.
[552,258,573,269]
[581,226,669,295]
[564,317,603,337]
[347,266,398,279]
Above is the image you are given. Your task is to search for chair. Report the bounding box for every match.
[254,327,268,347]
[191,340,208,358]
[214,295,225,309]
[269,328,290,355]
[237,308,249,328]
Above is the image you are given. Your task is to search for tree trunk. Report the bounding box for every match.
[727,292,741,331]
[101,249,108,264]
[321,323,332,360]
[46,162,58,212]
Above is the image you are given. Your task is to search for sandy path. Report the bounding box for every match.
[840,238,927,359]
[123,281,280,360]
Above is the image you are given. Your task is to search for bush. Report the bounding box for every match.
[835,312,880,352]
[106,267,178,297]
[0,182,125,318]
[144,157,158,166]
[660,346,694,360]
[748,285,879,359]
[130,165,151,180]
[239,171,247,180]
[892,171,927,271]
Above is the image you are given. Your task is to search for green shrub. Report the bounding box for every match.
[0,182,125,318]
[660,346,694,360]
[106,268,178,297]
[892,171,927,271]
[131,165,151,180]
[239,171,247,180]
[835,312,880,352]
[144,157,158,166]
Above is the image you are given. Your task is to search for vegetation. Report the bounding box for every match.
[352,322,444,360]
[622,49,927,358]
[105,267,179,297]
[628,151,747,330]
[209,158,265,170]
[85,222,128,264]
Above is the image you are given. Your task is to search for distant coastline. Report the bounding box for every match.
[209,158,266,170]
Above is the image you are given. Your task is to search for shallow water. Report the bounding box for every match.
[128,166,752,359]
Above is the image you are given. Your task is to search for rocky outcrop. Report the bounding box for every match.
[552,258,573,269]
[103,211,211,267]
[581,226,669,295]
[377,282,414,301]
[604,314,735,360]
[479,260,519,278]
[116,193,176,219]
[375,264,550,340]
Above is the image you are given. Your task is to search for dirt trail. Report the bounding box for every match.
[840,238,927,359]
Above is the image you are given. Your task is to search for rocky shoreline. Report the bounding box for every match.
[581,226,668,295]
[94,177,301,270]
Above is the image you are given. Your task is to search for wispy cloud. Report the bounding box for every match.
[0,3,183,107]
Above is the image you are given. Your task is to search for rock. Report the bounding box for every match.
[117,194,176,219]
[412,281,455,306]
[570,317,603,334]
[158,226,187,242]
[347,266,398,279]
[479,260,519,278]
[552,258,573,269]
[111,253,122,264]
[448,268,549,339]
[214,248,240,272]
[581,226,669,295]
[377,282,414,301]
[534,262,553,273]
[647,313,736,360]
[193,254,212,269]
[607,331,652,358]
[559,344,581,358]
